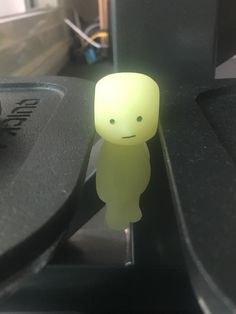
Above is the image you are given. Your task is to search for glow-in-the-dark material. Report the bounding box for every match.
[95,73,160,230]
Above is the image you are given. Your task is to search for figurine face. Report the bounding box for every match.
[95,72,159,145]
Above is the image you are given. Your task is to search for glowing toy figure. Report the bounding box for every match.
[95,73,159,230]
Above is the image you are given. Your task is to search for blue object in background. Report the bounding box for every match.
[85,48,97,64]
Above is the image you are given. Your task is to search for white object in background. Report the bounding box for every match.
[64,18,108,49]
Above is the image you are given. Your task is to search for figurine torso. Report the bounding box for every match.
[96,141,151,202]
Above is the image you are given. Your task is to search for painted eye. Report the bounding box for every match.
[137,116,143,122]
[110,119,115,125]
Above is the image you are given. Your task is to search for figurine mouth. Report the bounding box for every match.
[122,135,136,139]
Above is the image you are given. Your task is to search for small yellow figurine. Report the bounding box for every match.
[95,73,159,230]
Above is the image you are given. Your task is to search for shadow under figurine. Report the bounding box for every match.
[95,72,160,230]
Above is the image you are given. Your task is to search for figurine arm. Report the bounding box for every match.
[144,143,150,159]
[96,144,115,202]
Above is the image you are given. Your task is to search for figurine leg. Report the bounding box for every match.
[126,199,142,223]
[105,202,129,230]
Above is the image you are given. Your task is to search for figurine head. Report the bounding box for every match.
[94,72,159,145]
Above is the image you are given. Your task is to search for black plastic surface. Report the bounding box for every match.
[0,266,201,313]
[217,0,236,64]
[0,137,201,314]
[110,1,236,311]
[160,79,236,314]
[0,77,95,295]
[199,85,236,162]
[110,0,217,85]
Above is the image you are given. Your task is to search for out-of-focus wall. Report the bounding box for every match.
[0,9,71,76]
[59,0,98,23]
[0,1,26,17]
[76,0,98,22]
[0,0,98,77]
[0,7,71,76]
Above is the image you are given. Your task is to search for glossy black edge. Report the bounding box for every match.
[0,236,62,300]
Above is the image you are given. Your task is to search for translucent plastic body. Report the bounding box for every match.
[95,73,159,230]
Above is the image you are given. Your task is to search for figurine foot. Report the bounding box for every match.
[128,207,142,223]
[105,206,129,230]
[125,200,142,223]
